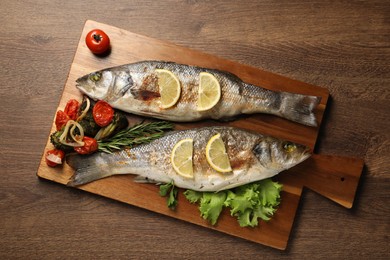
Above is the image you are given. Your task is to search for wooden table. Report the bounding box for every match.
[1,1,388,258]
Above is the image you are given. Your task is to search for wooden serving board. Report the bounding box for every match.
[37,20,364,250]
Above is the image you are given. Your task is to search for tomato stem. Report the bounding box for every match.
[93,34,102,42]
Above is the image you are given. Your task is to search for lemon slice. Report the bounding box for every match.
[171,138,194,178]
[205,133,232,173]
[197,72,221,111]
[155,69,181,109]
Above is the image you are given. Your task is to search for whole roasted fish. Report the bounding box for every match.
[76,61,321,127]
[67,126,310,191]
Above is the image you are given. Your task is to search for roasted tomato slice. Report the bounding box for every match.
[74,136,98,155]
[45,149,65,167]
[55,110,70,130]
[85,29,110,54]
[92,100,114,127]
[64,99,80,120]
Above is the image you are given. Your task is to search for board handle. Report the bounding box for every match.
[280,154,364,208]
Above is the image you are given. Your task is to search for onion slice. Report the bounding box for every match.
[70,122,84,145]
[76,97,90,122]
[59,120,85,147]
[46,153,63,164]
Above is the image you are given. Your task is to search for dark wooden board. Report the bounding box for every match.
[37,20,363,250]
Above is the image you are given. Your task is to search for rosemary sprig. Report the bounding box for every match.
[97,121,174,153]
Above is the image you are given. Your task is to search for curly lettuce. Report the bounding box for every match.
[184,179,283,227]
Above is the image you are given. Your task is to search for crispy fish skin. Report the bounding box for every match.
[67,126,310,191]
[76,61,321,127]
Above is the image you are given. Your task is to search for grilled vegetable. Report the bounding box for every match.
[74,136,98,155]
[50,96,129,152]
[77,97,100,137]
[93,100,114,127]
[94,110,129,141]
[64,99,79,120]
[45,149,65,167]
[50,129,75,153]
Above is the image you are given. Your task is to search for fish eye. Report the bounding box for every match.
[283,142,296,153]
[89,71,102,82]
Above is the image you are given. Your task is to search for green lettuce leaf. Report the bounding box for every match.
[225,189,256,216]
[198,192,227,225]
[183,190,203,203]
[183,178,283,227]
[258,179,283,206]
[237,208,256,227]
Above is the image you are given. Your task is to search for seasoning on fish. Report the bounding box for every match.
[66,126,311,191]
[76,61,321,127]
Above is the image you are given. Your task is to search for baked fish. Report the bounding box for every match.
[67,126,310,191]
[76,61,321,126]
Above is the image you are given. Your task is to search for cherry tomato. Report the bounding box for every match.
[85,29,110,54]
[64,99,80,120]
[55,110,70,130]
[74,136,98,155]
[45,149,65,167]
[93,100,114,127]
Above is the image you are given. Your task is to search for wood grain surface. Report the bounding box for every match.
[0,0,389,259]
[36,20,363,250]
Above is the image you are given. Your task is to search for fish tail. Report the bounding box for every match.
[66,153,115,187]
[279,93,321,127]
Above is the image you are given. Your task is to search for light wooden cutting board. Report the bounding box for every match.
[37,20,363,250]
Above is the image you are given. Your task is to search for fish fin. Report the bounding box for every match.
[130,89,160,101]
[215,181,247,193]
[133,176,158,184]
[279,93,321,127]
[66,153,115,187]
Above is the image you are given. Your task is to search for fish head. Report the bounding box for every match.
[253,137,311,170]
[76,67,133,102]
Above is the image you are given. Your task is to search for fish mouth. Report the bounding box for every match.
[75,79,83,90]
[301,146,312,161]
[75,74,88,85]
[75,75,91,93]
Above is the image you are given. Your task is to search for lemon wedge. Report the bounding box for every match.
[155,69,181,109]
[197,72,221,111]
[205,133,232,173]
[171,138,194,178]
